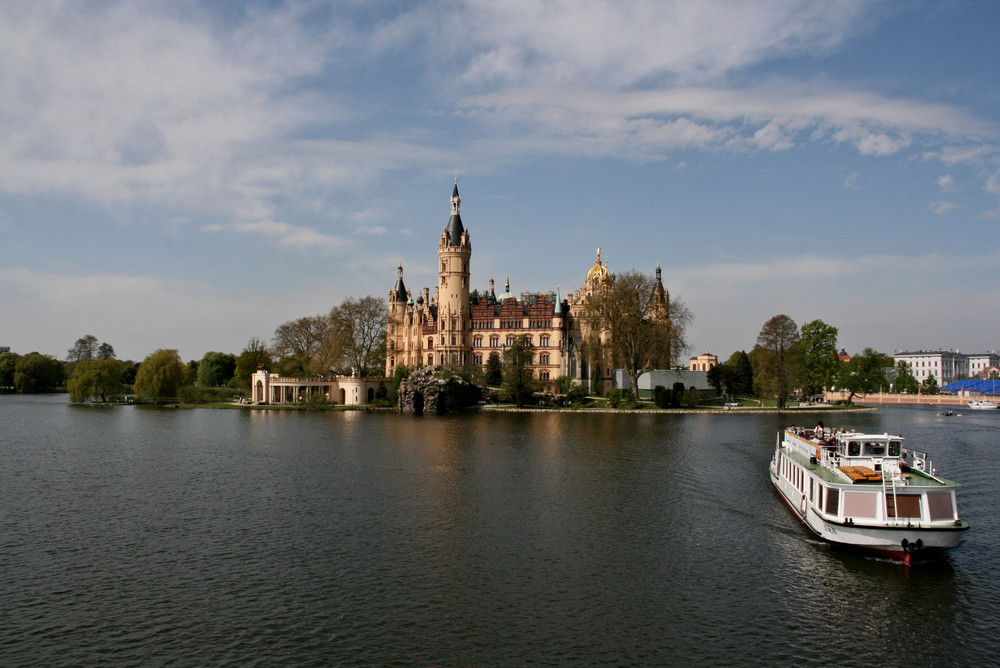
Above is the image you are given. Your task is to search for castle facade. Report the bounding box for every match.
[385,181,670,390]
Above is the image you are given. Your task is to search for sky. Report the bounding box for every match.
[1,0,999,365]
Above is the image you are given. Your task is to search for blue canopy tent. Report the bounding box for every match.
[941,379,1000,396]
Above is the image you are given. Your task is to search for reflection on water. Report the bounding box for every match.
[1,397,998,665]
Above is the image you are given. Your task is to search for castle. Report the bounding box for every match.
[385,180,671,390]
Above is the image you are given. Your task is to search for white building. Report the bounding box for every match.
[894,350,968,387]
[967,353,1000,378]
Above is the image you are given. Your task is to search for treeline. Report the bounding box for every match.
[1,295,389,403]
[710,315,931,407]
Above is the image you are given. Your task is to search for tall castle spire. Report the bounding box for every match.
[445,175,464,246]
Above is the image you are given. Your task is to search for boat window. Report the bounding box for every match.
[848,441,861,456]
[885,494,921,518]
[826,488,839,515]
[888,441,902,457]
[864,441,886,456]
[843,491,878,519]
[927,493,954,521]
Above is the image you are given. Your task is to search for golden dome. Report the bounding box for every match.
[586,248,610,283]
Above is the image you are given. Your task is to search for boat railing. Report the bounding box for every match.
[904,448,929,473]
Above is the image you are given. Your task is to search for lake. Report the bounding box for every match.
[2,395,999,665]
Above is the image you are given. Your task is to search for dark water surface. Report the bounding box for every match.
[2,395,999,665]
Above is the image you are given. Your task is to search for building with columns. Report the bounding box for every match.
[386,180,672,389]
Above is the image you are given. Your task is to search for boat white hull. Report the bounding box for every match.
[770,469,966,562]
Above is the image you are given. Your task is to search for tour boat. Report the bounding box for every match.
[770,426,968,563]
[967,400,999,410]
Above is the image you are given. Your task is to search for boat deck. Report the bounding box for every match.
[780,432,955,488]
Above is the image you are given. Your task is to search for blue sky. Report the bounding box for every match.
[1,0,998,364]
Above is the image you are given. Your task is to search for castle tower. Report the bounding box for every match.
[650,262,669,321]
[436,178,472,366]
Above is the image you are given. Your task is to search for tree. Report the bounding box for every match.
[798,320,839,397]
[756,314,800,408]
[329,296,387,377]
[68,359,124,402]
[893,360,919,394]
[836,347,888,404]
[272,315,332,376]
[97,342,116,359]
[67,335,99,362]
[581,269,691,395]
[484,352,502,387]
[14,353,65,393]
[920,374,940,395]
[197,351,237,387]
[0,351,20,389]
[234,337,272,388]
[501,335,536,406]
[726,351,754,397]
[391,364,411,394]
[134,349,189,400]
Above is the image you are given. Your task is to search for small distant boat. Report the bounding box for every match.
[770,427,968,563]
[943,410,954,416]
[967,400,999,410]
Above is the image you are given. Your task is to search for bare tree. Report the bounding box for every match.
[329,296,387,377]
[271,315,331,376]
[581,270,691,394]
[67,335,99,363]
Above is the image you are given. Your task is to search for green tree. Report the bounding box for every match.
[0,351,20,389]
[391,364,411,394]
[501,335,536,407]
[554,375,573,395]
[14,353,65,393]
[755,314,800,408]
[68,358,124,402]
[920,374,940,395]
[484,352,502,387]
[120,360,140,387]
[97,342,116,359]
[893,360,919,394]
[836,347,888,404]
[726,351,754,397]
[134,349,189,400]
[581,269,691,395]
[197,351,237,387]
[234,337,272,388]
[329,296,387,377]
[798,319,839,397]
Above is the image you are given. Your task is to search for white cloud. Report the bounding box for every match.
[931,201,958,215]
[937,174,955,191]
[986,174,1000,195]
[203,219,349,252]
[843,172,858,187]
[454,0,869,87]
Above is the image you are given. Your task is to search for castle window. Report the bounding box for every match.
[474,354,483,365]
[506,335,515,346]
[474,336,483,347]
[490,335,499,347]
[427,354,432,365]
[427,337,433,349]
[540,353,550,365]
[451,336,457,345]
[540,335,550,347]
